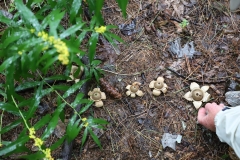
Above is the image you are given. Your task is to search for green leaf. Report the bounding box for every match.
[71,93,84,108]
[15,81,41,92]
[52,85,69,91]
[0,55,19,72]
[81,127,88,146]
[66,119,82,142]
[0,12,15,26]
[88,32,99,63]
[0,119,22,134]
[42,103,66,139]
[3,34,21,48]
[79,101,93,114]
[33,114,51,130]
[50,135,66,150]
[60,22,85,39]
[15,0,41,31]
[44,75,69,81]
[63,79,88,98]
[0,102,19,115]
[94,0,104,25]
[91,60,101,66]
[19,152,45,160]
[106,25,118,30]
[0,135,29,156]
[91,118,108,125]
[48,9,65,37]
[106,32,124,43]
[93,68,100,83]
[115,0,128,18]
[89,128,101,148]
[42,56,58,73]
[70,0,82,23]
[77,30,87,44]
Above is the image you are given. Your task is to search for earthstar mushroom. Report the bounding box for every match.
[183,82,211,109]
[149,77,168,96]
[88,88,106,107]
[67,65,84,83]
[126,82,144,97]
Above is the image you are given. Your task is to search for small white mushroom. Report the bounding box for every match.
[67,65,84,83]
[183,82,211,109]
[88,88,106,107]
[126,82,144,98]
[149,77,168,96]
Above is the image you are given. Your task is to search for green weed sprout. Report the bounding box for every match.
[180,19,189,28]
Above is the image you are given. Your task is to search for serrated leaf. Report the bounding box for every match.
[15,81,42,92]
[71,93,84,108]
[0,102,19,115]
[77,30,87,44]
[70,0,82,23]
[79,102,93,114]
[15,0,41,31]
[0,119,22,134]
[88,32,99,63]
[60,22,85,39]
[81,127,88,147]
[116,0,128,18]
[0,135,29,156]
[33,114,51,130]
[63,79,88,98]
[48,9,65,37]
[52,85,69,91]
[0,55,19,72]
[50,135,66,150]
[42,103,66,139]
[66,119,82,142]
[89,128,101,148]
[91,118,108,125]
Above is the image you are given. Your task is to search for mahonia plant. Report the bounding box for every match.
[0,0,128,159]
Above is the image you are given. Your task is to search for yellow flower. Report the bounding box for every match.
[29,127,36,139]
[83,122,89,127]
[82,118,87,122]
[43,148,53,160]
[95,26,106,33]
[34,138,44,147]
[0,143,3,148]
[18,51,23,55]
[37,31,70,65]
[30,29,35,33]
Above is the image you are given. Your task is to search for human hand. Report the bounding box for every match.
[197,103,224,132]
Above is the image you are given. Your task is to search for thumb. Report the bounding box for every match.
[198,107,207,124]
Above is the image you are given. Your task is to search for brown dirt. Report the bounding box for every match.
[1,0,240,160]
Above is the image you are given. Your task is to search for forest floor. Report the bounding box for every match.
[1,0,240,159]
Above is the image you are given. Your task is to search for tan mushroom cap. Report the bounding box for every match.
[126,82,144,97]
[149,77,168,96]
[183,82,211,109]
[67,65,84,82]
[88,88,106,107]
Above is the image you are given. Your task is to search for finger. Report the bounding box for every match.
[205,103,213,110]
[219,103,225,108]
[198,107,207,124]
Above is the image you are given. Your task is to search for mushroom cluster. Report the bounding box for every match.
[126,82,144,97]
[183,82,211,109]
[149,77,168,96]
[88,88,106,107]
